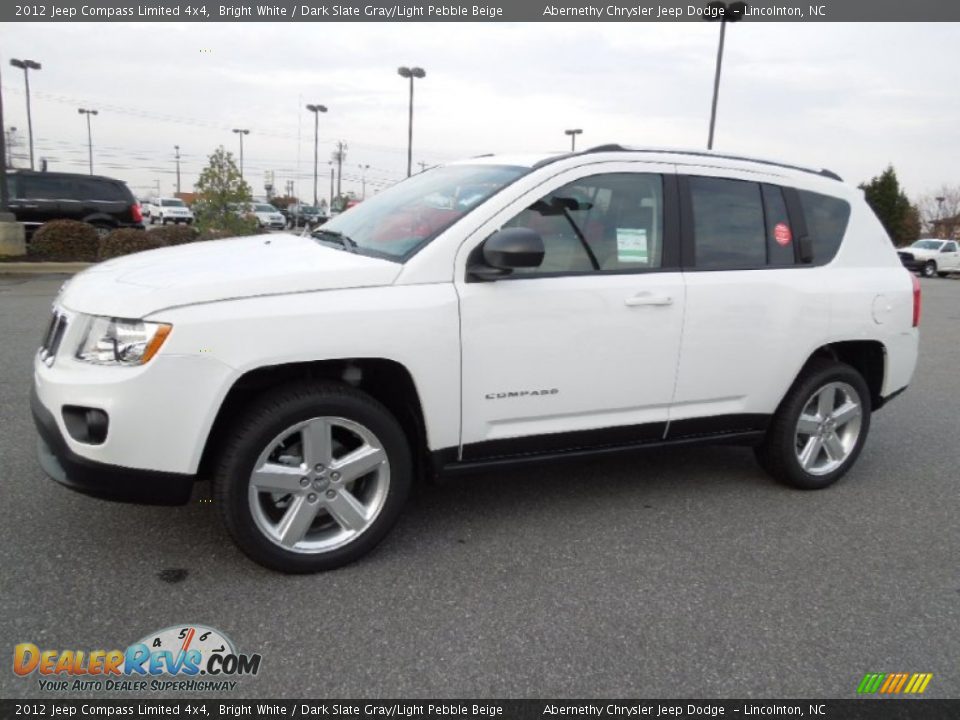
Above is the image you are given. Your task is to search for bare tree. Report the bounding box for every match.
[916,185,960,239]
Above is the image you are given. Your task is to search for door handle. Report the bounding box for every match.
[625,293,673,307]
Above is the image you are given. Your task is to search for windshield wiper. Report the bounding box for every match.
[312,229,358,253]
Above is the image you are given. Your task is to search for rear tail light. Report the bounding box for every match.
[131,202,143,223]
[911,273,921,327]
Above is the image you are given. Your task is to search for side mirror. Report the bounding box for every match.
[469,227,544,281]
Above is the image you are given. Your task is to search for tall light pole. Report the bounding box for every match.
[397,66,425,178]
[358,164,370,199]
[10,59,41,170]
[704,1,746,150]
[77,108,98,175]
[564,128,583,152]
[174,145,181,194]
[232,128,250,179]
[306,104,328,208]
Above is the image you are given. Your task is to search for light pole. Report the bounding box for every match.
[306,104,328,208]
[174,145,181,194]
[704,1,746,150]
[232,128,250,179]
[10,59,41,170]
[77,108,98,174]
[397,66,425,178]
[564,128,583,152]
[359,164,370,199]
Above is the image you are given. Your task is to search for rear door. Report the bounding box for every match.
[668,170,833,438]
[456,163,686,461]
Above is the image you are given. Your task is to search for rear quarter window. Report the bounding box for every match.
[798,190,850,264]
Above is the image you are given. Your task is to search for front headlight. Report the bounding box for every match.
[76,316,172,366]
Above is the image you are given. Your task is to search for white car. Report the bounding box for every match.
[898,238,960,277]
[148,197,194,225]
[242,202,286,230]
[31,146,919,573]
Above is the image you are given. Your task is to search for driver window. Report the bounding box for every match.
[503,173,663,275]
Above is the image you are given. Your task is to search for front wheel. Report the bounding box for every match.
[922,261,937,278]
[755,360,871,490]
[214,382,412,572]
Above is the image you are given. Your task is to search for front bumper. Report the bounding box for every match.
[31,384,194,505]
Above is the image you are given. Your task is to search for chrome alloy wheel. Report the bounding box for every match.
[794,381,863,476]
[248,416,390,554]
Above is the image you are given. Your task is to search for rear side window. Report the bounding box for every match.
[21,175,72,199]
[798,190,850,264]
[689,177,766,269]
[73,179,129,202]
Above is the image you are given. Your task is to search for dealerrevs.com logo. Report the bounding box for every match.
[13,624,261,692]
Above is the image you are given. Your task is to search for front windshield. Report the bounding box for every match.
[313,164,528,260]
[162,199,186,207]
[912,239,942,250]
[255,204,277,213]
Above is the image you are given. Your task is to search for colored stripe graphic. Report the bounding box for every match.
[858,672,932,695]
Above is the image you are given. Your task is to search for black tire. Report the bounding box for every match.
[213,381,412,573]
[754,359,871,490]
[922,261,936,278]
[90,222,114,239]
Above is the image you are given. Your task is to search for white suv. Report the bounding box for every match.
[31,147,920,573]
[148,197,194,225]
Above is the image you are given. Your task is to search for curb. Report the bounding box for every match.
[0,262,93,274]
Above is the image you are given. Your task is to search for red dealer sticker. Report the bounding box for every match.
[774,222,792,246]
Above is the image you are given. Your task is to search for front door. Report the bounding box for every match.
[456,164,685,462]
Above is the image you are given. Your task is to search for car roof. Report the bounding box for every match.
[452,144,844,185]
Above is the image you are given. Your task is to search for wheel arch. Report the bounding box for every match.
[797,340,886,411]
[197,358,430,481]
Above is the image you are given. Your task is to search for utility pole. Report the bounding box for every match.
[331,141,347,199]
[329,163,335,212]
[306,104,328,208]
[4,127,17,168]
[78,108,98,174]
[397,66,426,178]
[174,145,181,194]
[359,164,370,199]
[704,1,746,150]
[232,128,250,178]
[10,59,41,170]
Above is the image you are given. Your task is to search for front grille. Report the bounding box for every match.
[898,252,914,261]
[39,310,68,366]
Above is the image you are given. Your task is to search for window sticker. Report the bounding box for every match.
[774,222,792,246]
[617,228,648,263]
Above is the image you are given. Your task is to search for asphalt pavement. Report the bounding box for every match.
[1,274,958,700]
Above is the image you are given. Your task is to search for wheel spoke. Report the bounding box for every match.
[798,435,823,470]
[797,413,820,435]
[823,432,846,462]
[276,495,320,547]
[831,401,861,428]
[323,489,368,532]
[251,462,305,494]
[301,419,332,467]
[817,385,836,419]
[333,444,386,482]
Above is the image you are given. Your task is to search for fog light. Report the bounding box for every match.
[62,406,109,445]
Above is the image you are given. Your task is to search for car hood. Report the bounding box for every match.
[59,232,402,318]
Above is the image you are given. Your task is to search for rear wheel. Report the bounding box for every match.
[214,382,412,573]
[922,261,937,278]
[90,222,114,239]
[755,360,871,490]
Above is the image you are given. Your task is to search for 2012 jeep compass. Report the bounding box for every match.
[31,146,920,572]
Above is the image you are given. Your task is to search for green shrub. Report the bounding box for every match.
[30,220,99,261]
[149,224,200,246]
[98,228,165,260]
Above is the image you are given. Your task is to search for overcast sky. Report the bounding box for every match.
[1,22,957,203]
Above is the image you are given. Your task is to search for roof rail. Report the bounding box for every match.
[536,144,843,182]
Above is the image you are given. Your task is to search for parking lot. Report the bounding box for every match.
[1,273,958,699]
